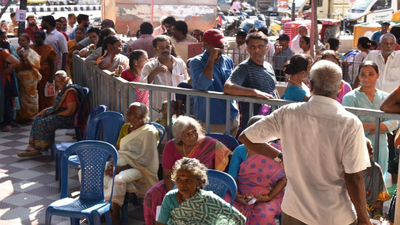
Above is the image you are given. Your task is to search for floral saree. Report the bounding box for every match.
[17,48,42,119]
[28,84,82,150]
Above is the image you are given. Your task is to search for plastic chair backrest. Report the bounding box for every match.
[205,169,237,205]
[89,111,124,146]
[147,122,166,150]
[74,87,90,141]
[83,105,107,140]
[206,133,239,151]
[61,141,118,202]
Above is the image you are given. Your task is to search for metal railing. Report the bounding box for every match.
[74,55,400,163]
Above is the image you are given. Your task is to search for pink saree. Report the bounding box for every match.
[233,154,285,225]
[143,136,231,225]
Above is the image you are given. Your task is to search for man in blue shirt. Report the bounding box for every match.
[371,21,390,44]
[224,32,276,131]
[190,29,239,136]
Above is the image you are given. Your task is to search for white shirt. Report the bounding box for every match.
[44,29,68,70]
[66,24,75,35]
[141,56,188,113]
[265,40,275,67]
[364,50,400,93]
[291,34,303,54]
[171,34,198,45]
[243,96,370,225]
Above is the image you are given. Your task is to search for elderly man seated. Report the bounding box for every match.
[103,102,159,224]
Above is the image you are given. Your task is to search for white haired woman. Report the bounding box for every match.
[144,116,232,225]
[17,71,84,158]
[103,102,159,224]
[156,157,246,224]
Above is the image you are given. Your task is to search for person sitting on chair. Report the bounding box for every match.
[18,70,84,158]
[144,116,232,225]
[228,115,286,225]
[156,157,246,225]
[104,102,159,224]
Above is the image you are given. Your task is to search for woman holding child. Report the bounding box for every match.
[144,116,232,225]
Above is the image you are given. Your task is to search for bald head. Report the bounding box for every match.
[127,102,149,122]
[101,19,115,30]
[298,25,308,36]
[310,60,342,98]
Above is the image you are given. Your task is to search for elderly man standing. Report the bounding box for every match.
[224,32,276,131]
[171,21,198,45]
[363,33,400,93]
[141,35,188,118]
[291,25,308,54]
[190,29,239,136]
[128,22,155,58]
[239,60,371,225]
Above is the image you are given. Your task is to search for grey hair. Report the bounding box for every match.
[172,116,204,143]
[127,102,149,122]
[379,33,396,44]
[55,70,72,84]
[310,60,342,97]
[171,157,209,189]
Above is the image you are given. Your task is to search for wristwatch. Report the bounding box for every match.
[273,152,283,163]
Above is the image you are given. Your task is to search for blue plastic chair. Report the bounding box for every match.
[68,111,125,168]
[45,141,118,225]
[206,133,239,151]
[55,105,107,181]
[120,122,165,224]
[173,169,237,206]
[204,169,237,205]
[147,122,166,151]
[50,87,90,159]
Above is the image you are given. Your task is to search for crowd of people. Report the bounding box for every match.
[1,12,399,225]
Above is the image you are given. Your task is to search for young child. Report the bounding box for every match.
[154,100,178,151]
[364,138,391,220]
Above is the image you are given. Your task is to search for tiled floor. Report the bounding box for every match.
[0,125,145,225]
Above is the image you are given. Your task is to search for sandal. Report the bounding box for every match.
[2,125,11,132]
[17,149,42,158]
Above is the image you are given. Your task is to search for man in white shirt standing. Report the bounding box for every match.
[364,33,400,93]
[239,60,371,225]
[141,35,188,119]
[232,30,248,66]
[41,15,68,71]
[291,25,308,54]
[170,21,198,45]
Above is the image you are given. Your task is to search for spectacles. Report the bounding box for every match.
[157,45,171,50]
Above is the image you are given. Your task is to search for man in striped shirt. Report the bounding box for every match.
[224,31,276,131]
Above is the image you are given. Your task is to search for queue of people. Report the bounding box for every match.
[3,13,399,225]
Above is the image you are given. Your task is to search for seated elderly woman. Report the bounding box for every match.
[144,116,232,225]
[156,157,246,225]
[364,138,391,220]
[17,70,84,158]
[228,115,286,225]
[103,102,159,224]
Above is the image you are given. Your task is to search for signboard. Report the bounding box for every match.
[16,10,27,22]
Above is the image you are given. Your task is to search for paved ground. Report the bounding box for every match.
[0,125,145,225]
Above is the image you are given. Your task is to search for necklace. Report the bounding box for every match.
[182,143,187,156]
[288,79,303,88]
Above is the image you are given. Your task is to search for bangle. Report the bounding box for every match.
[373,214,382,219]
[263,194,270,202]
